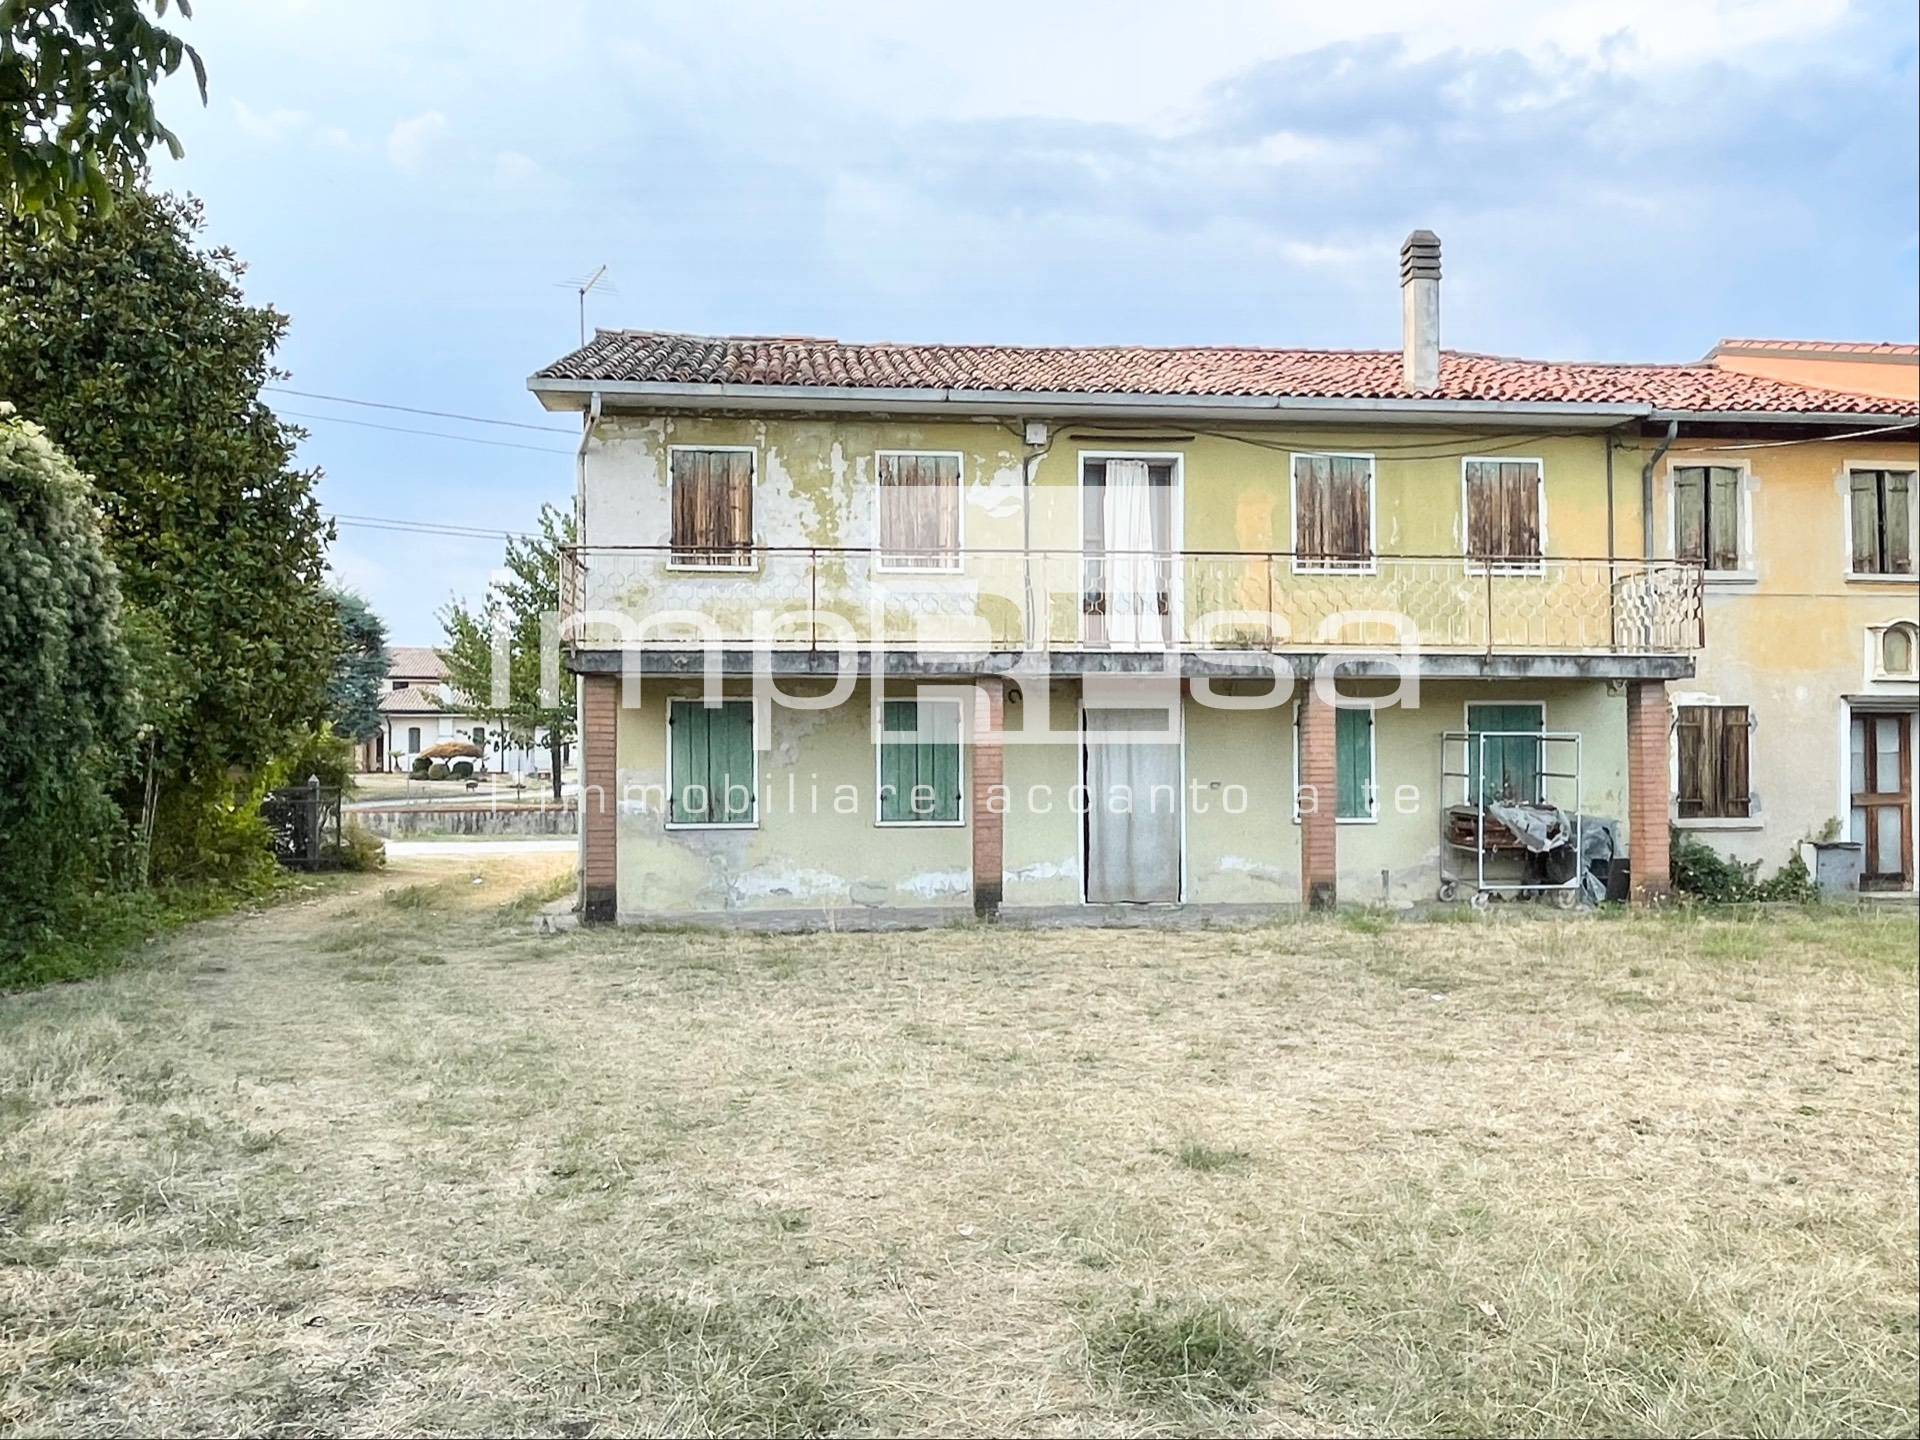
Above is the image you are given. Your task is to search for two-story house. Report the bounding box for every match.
[1648,343,1919,889]
[530,233,1917,925]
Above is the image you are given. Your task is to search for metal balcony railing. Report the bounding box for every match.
[558,546,1705,656]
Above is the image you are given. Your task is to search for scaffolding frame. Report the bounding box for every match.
[1438,729,1585,908]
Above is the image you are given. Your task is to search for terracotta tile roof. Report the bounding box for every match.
[534,329,1919,417]
[378,685,447,714]
[386,645,448,680]
[1716,338,1919,357]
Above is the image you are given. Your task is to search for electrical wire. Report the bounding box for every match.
[275,409,576,455]
[329,513,540,540]
[264,385,576,434]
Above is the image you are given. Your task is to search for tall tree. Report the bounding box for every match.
[326,588,389,743]
[0,187,336,879]
[0,410,133,960]
[441,505,577,800]
[1,0,206,235]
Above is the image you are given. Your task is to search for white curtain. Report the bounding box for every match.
[1084,706,1183,903]
[1103,459,1160,647]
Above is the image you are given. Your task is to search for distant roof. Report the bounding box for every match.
[1714,338,1919,358]
[378,685,447,714]
[532,329,1919,418]
[387,645,448,679]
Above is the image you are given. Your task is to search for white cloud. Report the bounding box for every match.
[493,149,541,188]
[386,110,448,173]
[232,99,308,142]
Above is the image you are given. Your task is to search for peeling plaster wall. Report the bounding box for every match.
[1639,436,1920,880]
[614,679,973,918]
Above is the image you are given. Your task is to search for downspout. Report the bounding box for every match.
[566,390,602,805]
[1641,419,1677,561]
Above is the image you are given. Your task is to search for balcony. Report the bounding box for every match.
[560,546,1703,664]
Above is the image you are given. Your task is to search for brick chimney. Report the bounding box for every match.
[1400,230,1441,395]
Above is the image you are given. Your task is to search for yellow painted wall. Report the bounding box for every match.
[1632,435,1919,877]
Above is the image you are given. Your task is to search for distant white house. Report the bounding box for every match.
[364,646,555,776]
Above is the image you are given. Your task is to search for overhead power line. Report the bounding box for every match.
[264,385,576,434]
[276,409,576,455]
[329,512,539,540]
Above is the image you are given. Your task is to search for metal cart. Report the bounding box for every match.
[1438,729,1584,908]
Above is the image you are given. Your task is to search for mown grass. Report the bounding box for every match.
[0,884,1912,1436]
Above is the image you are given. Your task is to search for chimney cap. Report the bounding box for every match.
[1400,229,1441,283]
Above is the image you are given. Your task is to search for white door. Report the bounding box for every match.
[1083,705,1183,903]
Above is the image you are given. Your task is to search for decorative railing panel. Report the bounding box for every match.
[559,547,1704,656]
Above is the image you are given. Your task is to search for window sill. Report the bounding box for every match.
[1844,573,1918,586]
[664,561,760,575]
[1672,816,1764,832]
[664,821,760,832]
[1702,571,1759,587]
[875,819,968,829]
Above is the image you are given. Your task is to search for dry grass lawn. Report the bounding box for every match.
[1,857,1915,1437]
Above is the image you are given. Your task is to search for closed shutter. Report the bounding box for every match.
[1466,461,1542,563]
[1674,467,1707,565]
[670,700,755,824]
[879,454,962,568]
[879,700,962,823]
[1295,455,1372,566]
[671,449,753,565]
[1335,706,1373,819]
[1677,705,1751,818]
[1466,703,1543,805]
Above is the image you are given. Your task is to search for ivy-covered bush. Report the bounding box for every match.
[451,760,474,780]
[411,756,431,776]
[427,763,450,781]
[0,414,134,960]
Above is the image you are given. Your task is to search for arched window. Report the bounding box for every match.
[1879,622,1918,680]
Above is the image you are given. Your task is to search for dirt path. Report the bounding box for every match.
[0,877,1914,1436]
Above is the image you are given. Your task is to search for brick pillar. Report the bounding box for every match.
[1626,679,1671,904]
[579,672,619,923]
[1299,687,1338,911]
[971,677,1007,919]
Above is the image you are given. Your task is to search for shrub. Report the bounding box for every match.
[451,760,474,779]
[410,756,430,776]
[277,725,355,793]
[427,762,449,781]
[1672,832,1823,904]
[338,823,385,872]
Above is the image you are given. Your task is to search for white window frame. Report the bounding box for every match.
[1290,699,1379,825]
[664,696,761,831]
[1669,697,1760,828]
[1074,450,1187,650]
[665,443,759,573]
[873,450,966,576]
[872,693,968,828]
[1460,456,1548,576]
[1870,621,1920,683]
[1842,462,1918,582]
[1287,451,1377,576]
[1665,457,1756,581]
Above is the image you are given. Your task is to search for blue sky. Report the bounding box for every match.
[150,0,1919,643]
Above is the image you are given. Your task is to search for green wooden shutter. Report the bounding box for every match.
[1852,471,1882,572]
[1885,471,1913,574]
[1467,703,1543,805]
[1673,466,1706,564]
[1335,707,1373,819]
[880,700,962,823]
[671,700,754,824]
[1708,466,1742,570]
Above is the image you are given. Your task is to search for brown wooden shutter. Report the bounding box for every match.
[671,449,698,560]
[879,454,960,567]
[1719,706,1751,818]
[1328,456,1370,563]
[1673,466,1707,564]
[1465,461,1498,560]
[1502,461,1541,561]
[1296,455,1329,562]
[1676,705,1707,817]
[725,450,752,562]
[670,449,753,564]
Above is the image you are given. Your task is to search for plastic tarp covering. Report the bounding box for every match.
[1484,803,1621,904]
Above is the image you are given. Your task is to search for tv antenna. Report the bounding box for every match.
[556,266,616,345]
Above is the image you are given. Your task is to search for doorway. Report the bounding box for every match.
[1081,454,1180,649]
[1082,703,1184,903]
[1851,710,1913,888]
